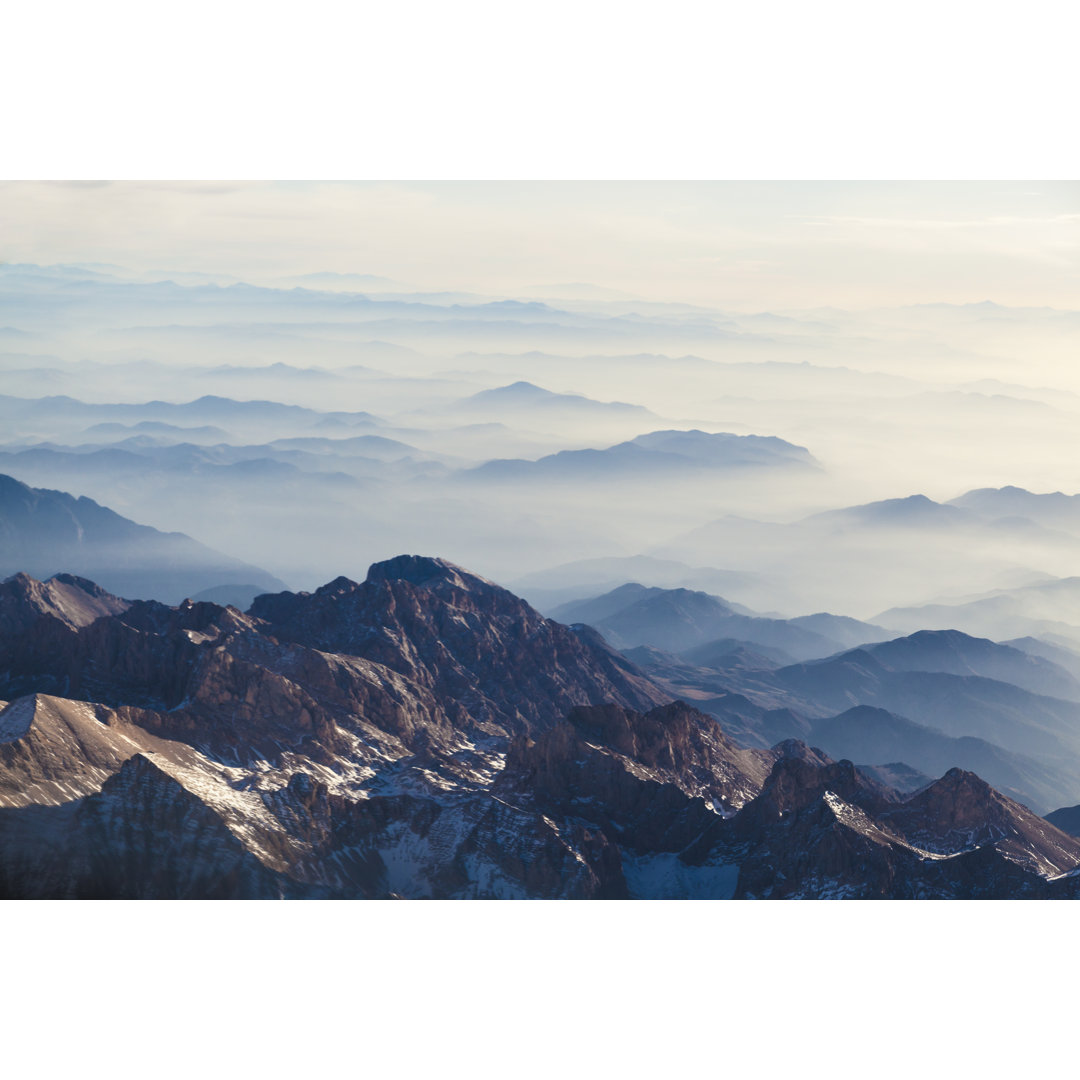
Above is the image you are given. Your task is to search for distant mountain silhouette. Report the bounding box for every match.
[860,628,1080,701]
[727,648,1080,811]
[628,623,1080,814]
[508,555,768,613]
[807,493,970,529]
[189,584,272,610]
[1045,803,1080,837]
[655,489,1080,617]
[808,705,1069,814]
[787,612,889,650]
[81,421,231,442]
[677,638,797,669]
[796,489,1080,545]
[1004,636,1080,680]
[0,392,383,433]
[876,576,1080,645]
[0,473,285,603]
[467,429,819,482]
[949,485,1080,533]
[277,271,406,291]
[770,649,1080,747]
[552,583,862,660]
[462,381,653,416]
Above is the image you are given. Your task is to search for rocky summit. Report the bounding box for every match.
[1,556,1079,899]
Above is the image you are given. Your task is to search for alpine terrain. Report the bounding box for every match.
[2,556,1078,899]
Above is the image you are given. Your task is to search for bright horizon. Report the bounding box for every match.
[3,180,1078,310]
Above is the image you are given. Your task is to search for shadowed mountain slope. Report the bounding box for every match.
[2,558,1078,899]
[861,629,1080,701]
[623,630,1080,814]
[553,583,877,660]
[0,473,285,602]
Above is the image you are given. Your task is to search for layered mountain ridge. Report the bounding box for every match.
[1,557,1077,899]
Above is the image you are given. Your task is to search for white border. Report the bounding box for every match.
[2,2,1076,1068]
[4,1,1079,178]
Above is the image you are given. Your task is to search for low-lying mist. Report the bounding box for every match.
[3,257,1080,631]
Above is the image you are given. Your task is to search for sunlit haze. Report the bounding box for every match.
[3,179,1080,624]
[3,180,1079,307]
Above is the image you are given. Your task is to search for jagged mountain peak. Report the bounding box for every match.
[365,554,500,594]
[0,571,130,631]
[772,738,834,765]
[745,742,900,825]
[566,698,752,768]
[217,559,669,742]
[49,572,118,597]
[252,558,523,634]
[878,763,1080,876]
[908,765,1001,809]
[0,693,144,807]
[500,698,776,850]
[313,574,362,598]
[9,552,1080,897]
[892,765,1024,840]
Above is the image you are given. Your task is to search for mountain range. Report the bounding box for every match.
[877,577,1080,646]
[6,260,1080,902]
[466,430,819,483]
[452,380,658,421]
[2,557,1078,899]
[653,488,1080,617]
[625,618,1080,814]
[552,582,886,660]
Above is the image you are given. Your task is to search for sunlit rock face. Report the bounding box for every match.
[2,563,1079,899]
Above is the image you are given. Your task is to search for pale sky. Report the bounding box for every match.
[2,180,1078,310]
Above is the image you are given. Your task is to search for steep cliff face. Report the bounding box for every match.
[879,768,1080,876]
[494,701,777,858]
[0,561,675,898]
[2,560,1079,899]
[693,749,1080,900]
[250,556,665,737]
[0,752,296,900]
[0,572,130,631]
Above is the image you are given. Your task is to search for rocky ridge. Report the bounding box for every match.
[1,556,1078,899]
